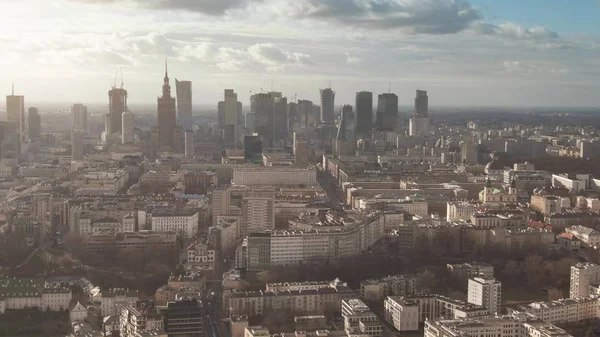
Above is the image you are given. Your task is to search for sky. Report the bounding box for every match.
[1,0,599,108]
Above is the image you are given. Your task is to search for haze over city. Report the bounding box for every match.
[1,0,600,107]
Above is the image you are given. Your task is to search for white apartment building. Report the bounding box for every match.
[468,277,502,315]
[522,297,599,324]
[570,262,600,298]
[0,278,72,313]
[386,294,489,326]
[225,280,355,317]
[384,297,419,331]
[151,211,198,238]
[245,214,386,271]
[233,167,318,187]
[122,213,135,232]
[565,225,600,248]
[186,242,216,267]
[342,299,382,337]
[424,315,572,337]
[100,288,139,317]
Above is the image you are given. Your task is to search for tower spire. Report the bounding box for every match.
[11,82,14,95]
[120,67,124,88]
[165,58,168,78]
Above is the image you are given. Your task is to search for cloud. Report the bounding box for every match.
[345,53,361,64]
[177,42,313,71]
[274,0,481,34]
[37,48,133,66]
[71,0,262,15]
[501,60,569,75]
[473,22,559,40]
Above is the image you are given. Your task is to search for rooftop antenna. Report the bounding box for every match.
[271,80,274,92]
[11,82,14,96]
[294,94,297,103]
[328,80,332,89]
[388,81,391,93]
[113,70,118,88]
[120,67,124,88]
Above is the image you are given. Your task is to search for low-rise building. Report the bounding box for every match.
[100,288,139,317]
[0,277,72,313]
[119,300,164,337]
[384,298,419,332]
[447,262,495,284]
[151,211,199,239]
[342,299,382,337]
[360,274,417,301]
[565,225,600,248]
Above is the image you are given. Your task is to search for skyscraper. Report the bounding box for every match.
[157,60,177,148]
[409,90,431,137]
[185,130,195,159]
[244,134,262,164]
[223,89,238,147]
[376,93,399,131]
[28,107,41,140]
[241,195,275,236]
[71,129,84,161]
[71,103,88,133]
[273,96,288,142]
[355,91,373,135]
[251,93,275,147]
[320,88,335,123]
[121,110,134,144]
[335,105,356,155]
[176,79,193,130]
[297,100,314,129]
[6,84,25,140]
[108,82,127,134]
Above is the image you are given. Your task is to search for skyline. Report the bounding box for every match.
[1,0,599,107]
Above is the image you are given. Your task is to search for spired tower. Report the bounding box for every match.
[157,59,177,148]
[108,72,127,134]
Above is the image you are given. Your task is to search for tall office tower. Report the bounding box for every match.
[223,89,239,147]
[121,111,134,144]
[173,126,184,152]
[355,91,373,135]
[297,100,314,129]
[241,195,275,236]
[108,82,127,134]
[150,126,159,146]
[376,93,399,131]
[251,93,275,147]
[184,130,195,159]
[175,79,193,130]
[27,107,41,140]
[335,105,356,156]
[212,186,231,226]
[273,96,288,142]
[244,134,262,163]
[157,61,177,148]
[320,88,335,123]
[71,129,84,160]
[0,121,19,160]
[6,84,25,140]
[409,89,431,136]
[293,131,310,168]
[245,112,255,132]
[468,277,502,314]
[570,263,600,298]
[71,103,88,133]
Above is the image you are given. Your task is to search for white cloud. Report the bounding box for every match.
[472,21,559,40]
[345,53,361,65]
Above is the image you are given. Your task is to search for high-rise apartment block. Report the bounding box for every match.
[185,130,195,159]
[355,91,373,135]
[376,93,399,131]
[409,90,431,136]
[27,107,41,140]
[320,88,335,123]
[241,195,275,236]
[71,129,84,161]
[273,96,288,143]
[212,186,231,226]
[570,262,600,298]
[71,103,88,133]
[176,79,193,130]
[251,93,275,147]
[468,277,502,314]
[121,110,134,144]
[157,61,177,148]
